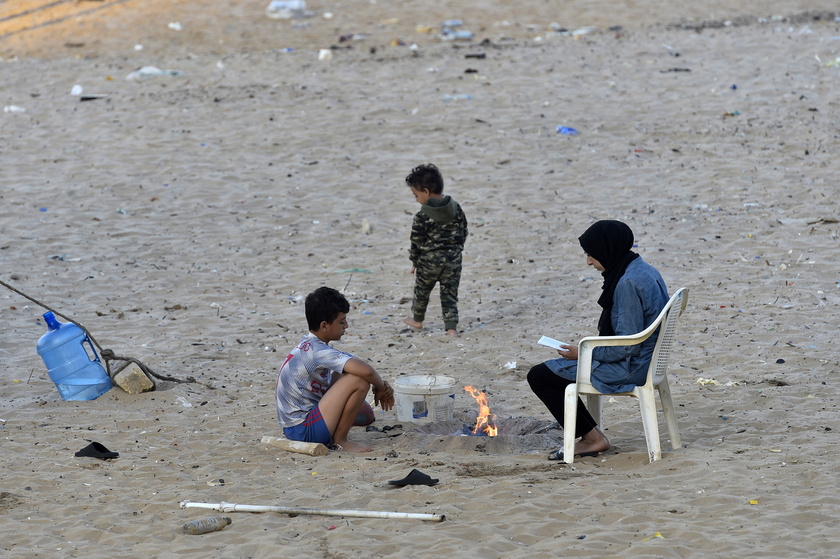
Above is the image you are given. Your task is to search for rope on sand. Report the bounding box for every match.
[0,279,199,386]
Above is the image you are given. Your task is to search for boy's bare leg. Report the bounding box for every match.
[446,328,458,337]
[318,374,373,452]
[403,318,423,329]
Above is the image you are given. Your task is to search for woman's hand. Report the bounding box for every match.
[559,345,579,360]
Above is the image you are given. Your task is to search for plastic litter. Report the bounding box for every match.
[176,396,193,408]
[182,516,231,535]
[443,29,475,40]
[266,0,309,20]
[442,94,471,101]
[557,126,578,135]
[3,105,25,113]
[126,66,184,81]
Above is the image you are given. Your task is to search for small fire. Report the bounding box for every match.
[464,385,498,437]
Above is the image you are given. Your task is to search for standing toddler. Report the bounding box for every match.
[403,164,468,337]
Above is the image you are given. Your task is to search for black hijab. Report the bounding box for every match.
[578,220,639,336]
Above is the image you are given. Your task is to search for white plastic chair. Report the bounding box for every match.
[563,287,688,464]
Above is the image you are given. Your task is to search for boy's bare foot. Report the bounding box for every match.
[403,318,423,329]
[446,328,459,338]
[336,440,373,453]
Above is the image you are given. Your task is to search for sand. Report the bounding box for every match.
[1,0,840,557]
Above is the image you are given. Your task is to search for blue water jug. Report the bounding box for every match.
[37,312,112,401]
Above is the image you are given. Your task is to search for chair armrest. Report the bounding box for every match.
[576,288,686,387]
[576,329,658,385]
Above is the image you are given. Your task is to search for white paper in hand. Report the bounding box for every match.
[537,336,571,352]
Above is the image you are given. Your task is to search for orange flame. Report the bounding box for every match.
[464,385,498,437]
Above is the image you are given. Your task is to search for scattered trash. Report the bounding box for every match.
[387,469,439,486]
[75,441,119,460]
[503,361,516,369]
[176,396,193,408]
[571,27,597,37]
[776,359,785,364]
[695,378,720,385]
[71,84,83,96]
[266,0,310,20]
[443,29,475,40]
[318,49,333,61]
[338,33,370,42]
[557,126,578,135]
[168,22,183,31]
[182,516,231,535]
[180,499,445,522]
[442,94,471,101]
[3,105,25,113]
[38,311,112,401]
[642,532,665,541]
[126,66,184,81]
[440,20,474,40]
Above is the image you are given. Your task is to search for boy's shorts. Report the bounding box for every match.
[283,406,333,445]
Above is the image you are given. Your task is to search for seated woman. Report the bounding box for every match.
[528,220,669,460]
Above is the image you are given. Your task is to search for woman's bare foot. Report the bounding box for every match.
[575,427,610,455]
[446,328,459,338]
[403,318,423,329]
[335,440,373,453]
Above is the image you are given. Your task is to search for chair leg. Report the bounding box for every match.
[585,394,603,427]
[657,376,682,449]
[637,387,662,462]
[563,385,579,464]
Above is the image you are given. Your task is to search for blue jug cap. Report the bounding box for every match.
[43,311,62,330]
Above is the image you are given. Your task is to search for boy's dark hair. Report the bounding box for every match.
[405,163,444,194]
[305,287,350,331]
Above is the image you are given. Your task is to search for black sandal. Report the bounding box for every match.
[547,449,600,461]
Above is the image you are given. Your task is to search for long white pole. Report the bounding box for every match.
[180,500,445,522]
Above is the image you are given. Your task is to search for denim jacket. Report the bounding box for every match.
[546,257,669,393]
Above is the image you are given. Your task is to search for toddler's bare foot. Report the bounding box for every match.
[336,440,373,453]
[446,328,459,338]
[403,318,423,329]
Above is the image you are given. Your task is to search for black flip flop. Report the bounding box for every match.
[547,449,599,461]
[387,469,439,486]
[75,442,119,460]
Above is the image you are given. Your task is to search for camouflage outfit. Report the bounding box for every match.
[409,196,468,330]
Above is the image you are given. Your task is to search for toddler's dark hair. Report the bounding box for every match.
[305,287,350,331]
[405,163,444,194]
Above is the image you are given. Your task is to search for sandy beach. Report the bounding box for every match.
[2,1,840,557]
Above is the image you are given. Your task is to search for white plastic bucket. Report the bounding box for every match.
[394,375,456,423]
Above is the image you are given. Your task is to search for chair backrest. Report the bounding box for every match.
[648,287,688,386]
